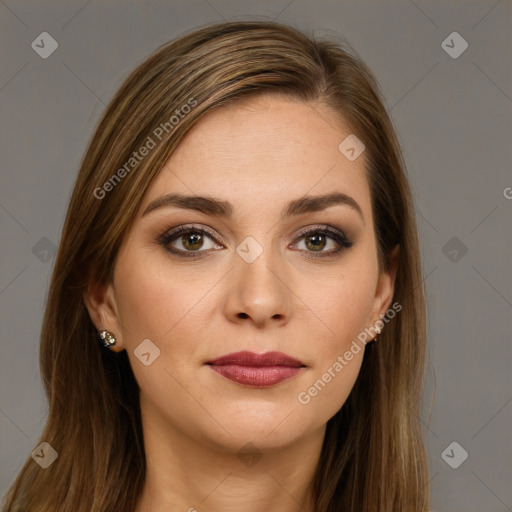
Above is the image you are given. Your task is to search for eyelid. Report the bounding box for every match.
[157,223,224,245]
[292,224,351,244]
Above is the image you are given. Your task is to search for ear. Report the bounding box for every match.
[370,244,400,326]
[83,279,125,352]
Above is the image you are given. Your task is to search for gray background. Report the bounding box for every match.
[1,1,511,510]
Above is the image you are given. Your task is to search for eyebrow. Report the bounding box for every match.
[142,191,364,223]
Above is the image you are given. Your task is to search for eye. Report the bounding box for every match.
[157,224,354,260]
[291,225,354,258]
[157,225,223,258]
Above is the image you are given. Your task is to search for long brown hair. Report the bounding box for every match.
[2,20,429,511]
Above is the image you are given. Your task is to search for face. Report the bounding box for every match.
[86,94,397,453]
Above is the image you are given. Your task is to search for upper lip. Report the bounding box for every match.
[207,351,305,368]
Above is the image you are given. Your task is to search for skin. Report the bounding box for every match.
[85,94,399,512]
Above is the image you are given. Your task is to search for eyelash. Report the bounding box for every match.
[157,224,354,260]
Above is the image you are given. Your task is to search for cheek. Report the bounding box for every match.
[295,349,364,425]
[293,265,375,415]
[112,257,215,404]
[331,280,374,344]
[301,263,376,352]
[113,251,215,343]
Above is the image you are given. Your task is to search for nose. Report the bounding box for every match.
[223,247,292,329]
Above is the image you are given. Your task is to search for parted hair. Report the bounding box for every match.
[2,20,429,512]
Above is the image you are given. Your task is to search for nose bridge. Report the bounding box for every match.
[227,233,291,325]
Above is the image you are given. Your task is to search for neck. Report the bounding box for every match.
[134,398,324,512]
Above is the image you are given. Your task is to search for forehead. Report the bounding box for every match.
[141,94,371,218]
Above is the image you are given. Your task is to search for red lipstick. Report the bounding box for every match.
[206,351,306,387]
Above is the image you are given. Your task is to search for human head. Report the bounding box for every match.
[3,21,428,512]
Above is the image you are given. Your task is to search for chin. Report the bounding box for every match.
[195,406,316,453]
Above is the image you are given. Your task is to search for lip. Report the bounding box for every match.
[206,351,306,387]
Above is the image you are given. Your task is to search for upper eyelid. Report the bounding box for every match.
[161,224,223,244]
[294,224,348,239]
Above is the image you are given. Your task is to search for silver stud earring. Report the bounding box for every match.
[98,329,116,348]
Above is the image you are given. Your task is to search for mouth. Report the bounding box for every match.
[206,351,306,388]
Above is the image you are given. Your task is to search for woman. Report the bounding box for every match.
[2,20,429,512]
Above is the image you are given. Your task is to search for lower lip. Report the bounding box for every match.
[208,364,303,387]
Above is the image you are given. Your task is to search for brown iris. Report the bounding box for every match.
[305,234,326,251]
[182,232,203,251]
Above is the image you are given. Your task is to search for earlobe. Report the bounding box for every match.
[83,280,124,351]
